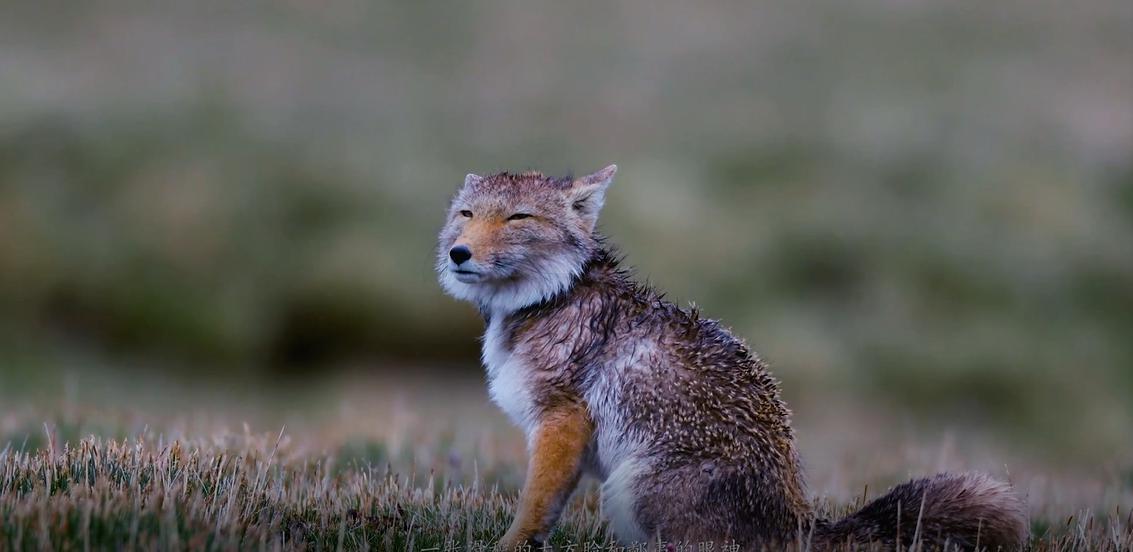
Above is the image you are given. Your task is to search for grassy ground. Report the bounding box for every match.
[1,371,1130,551]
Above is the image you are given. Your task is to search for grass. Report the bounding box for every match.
[0,426,604,551]
[2,429,1130,551]
[1,374,1130,551]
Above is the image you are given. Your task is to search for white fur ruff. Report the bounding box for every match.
[481,313,539,440]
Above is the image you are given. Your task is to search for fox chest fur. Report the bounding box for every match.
[481,313,541,438]
[478,265,786,481]
[481,304,650,480]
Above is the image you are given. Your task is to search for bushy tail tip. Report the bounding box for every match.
[816,472,1028,550]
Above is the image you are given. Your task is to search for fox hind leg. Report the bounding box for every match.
[600,457,651,544]
[628,462,810,548]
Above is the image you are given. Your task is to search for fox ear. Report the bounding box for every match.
[569,164,617,232]
[464,173,483,188]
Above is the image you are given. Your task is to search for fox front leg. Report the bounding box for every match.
[498,404,593,551]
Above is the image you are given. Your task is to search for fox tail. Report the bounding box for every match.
[815,472,1027,550]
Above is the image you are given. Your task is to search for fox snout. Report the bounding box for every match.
[446,217,505,282]
[447,244,483,283]
[446,243,485,283]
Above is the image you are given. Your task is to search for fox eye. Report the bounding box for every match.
[459,210,473,218]
[507,213,533,221]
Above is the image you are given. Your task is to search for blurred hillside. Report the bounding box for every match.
[1,1,1131,457]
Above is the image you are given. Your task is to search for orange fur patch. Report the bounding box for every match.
[502,404,593,546]
[457,219,505,259]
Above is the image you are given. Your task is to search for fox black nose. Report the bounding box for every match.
[449,245,472,264]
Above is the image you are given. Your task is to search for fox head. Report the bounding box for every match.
[436,165,617,314]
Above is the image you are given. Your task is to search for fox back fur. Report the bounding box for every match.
[436,166,1027,550]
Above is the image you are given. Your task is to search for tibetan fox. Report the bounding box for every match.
[436,166,1027,550]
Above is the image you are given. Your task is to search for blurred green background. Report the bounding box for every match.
[1,1,1130,460]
